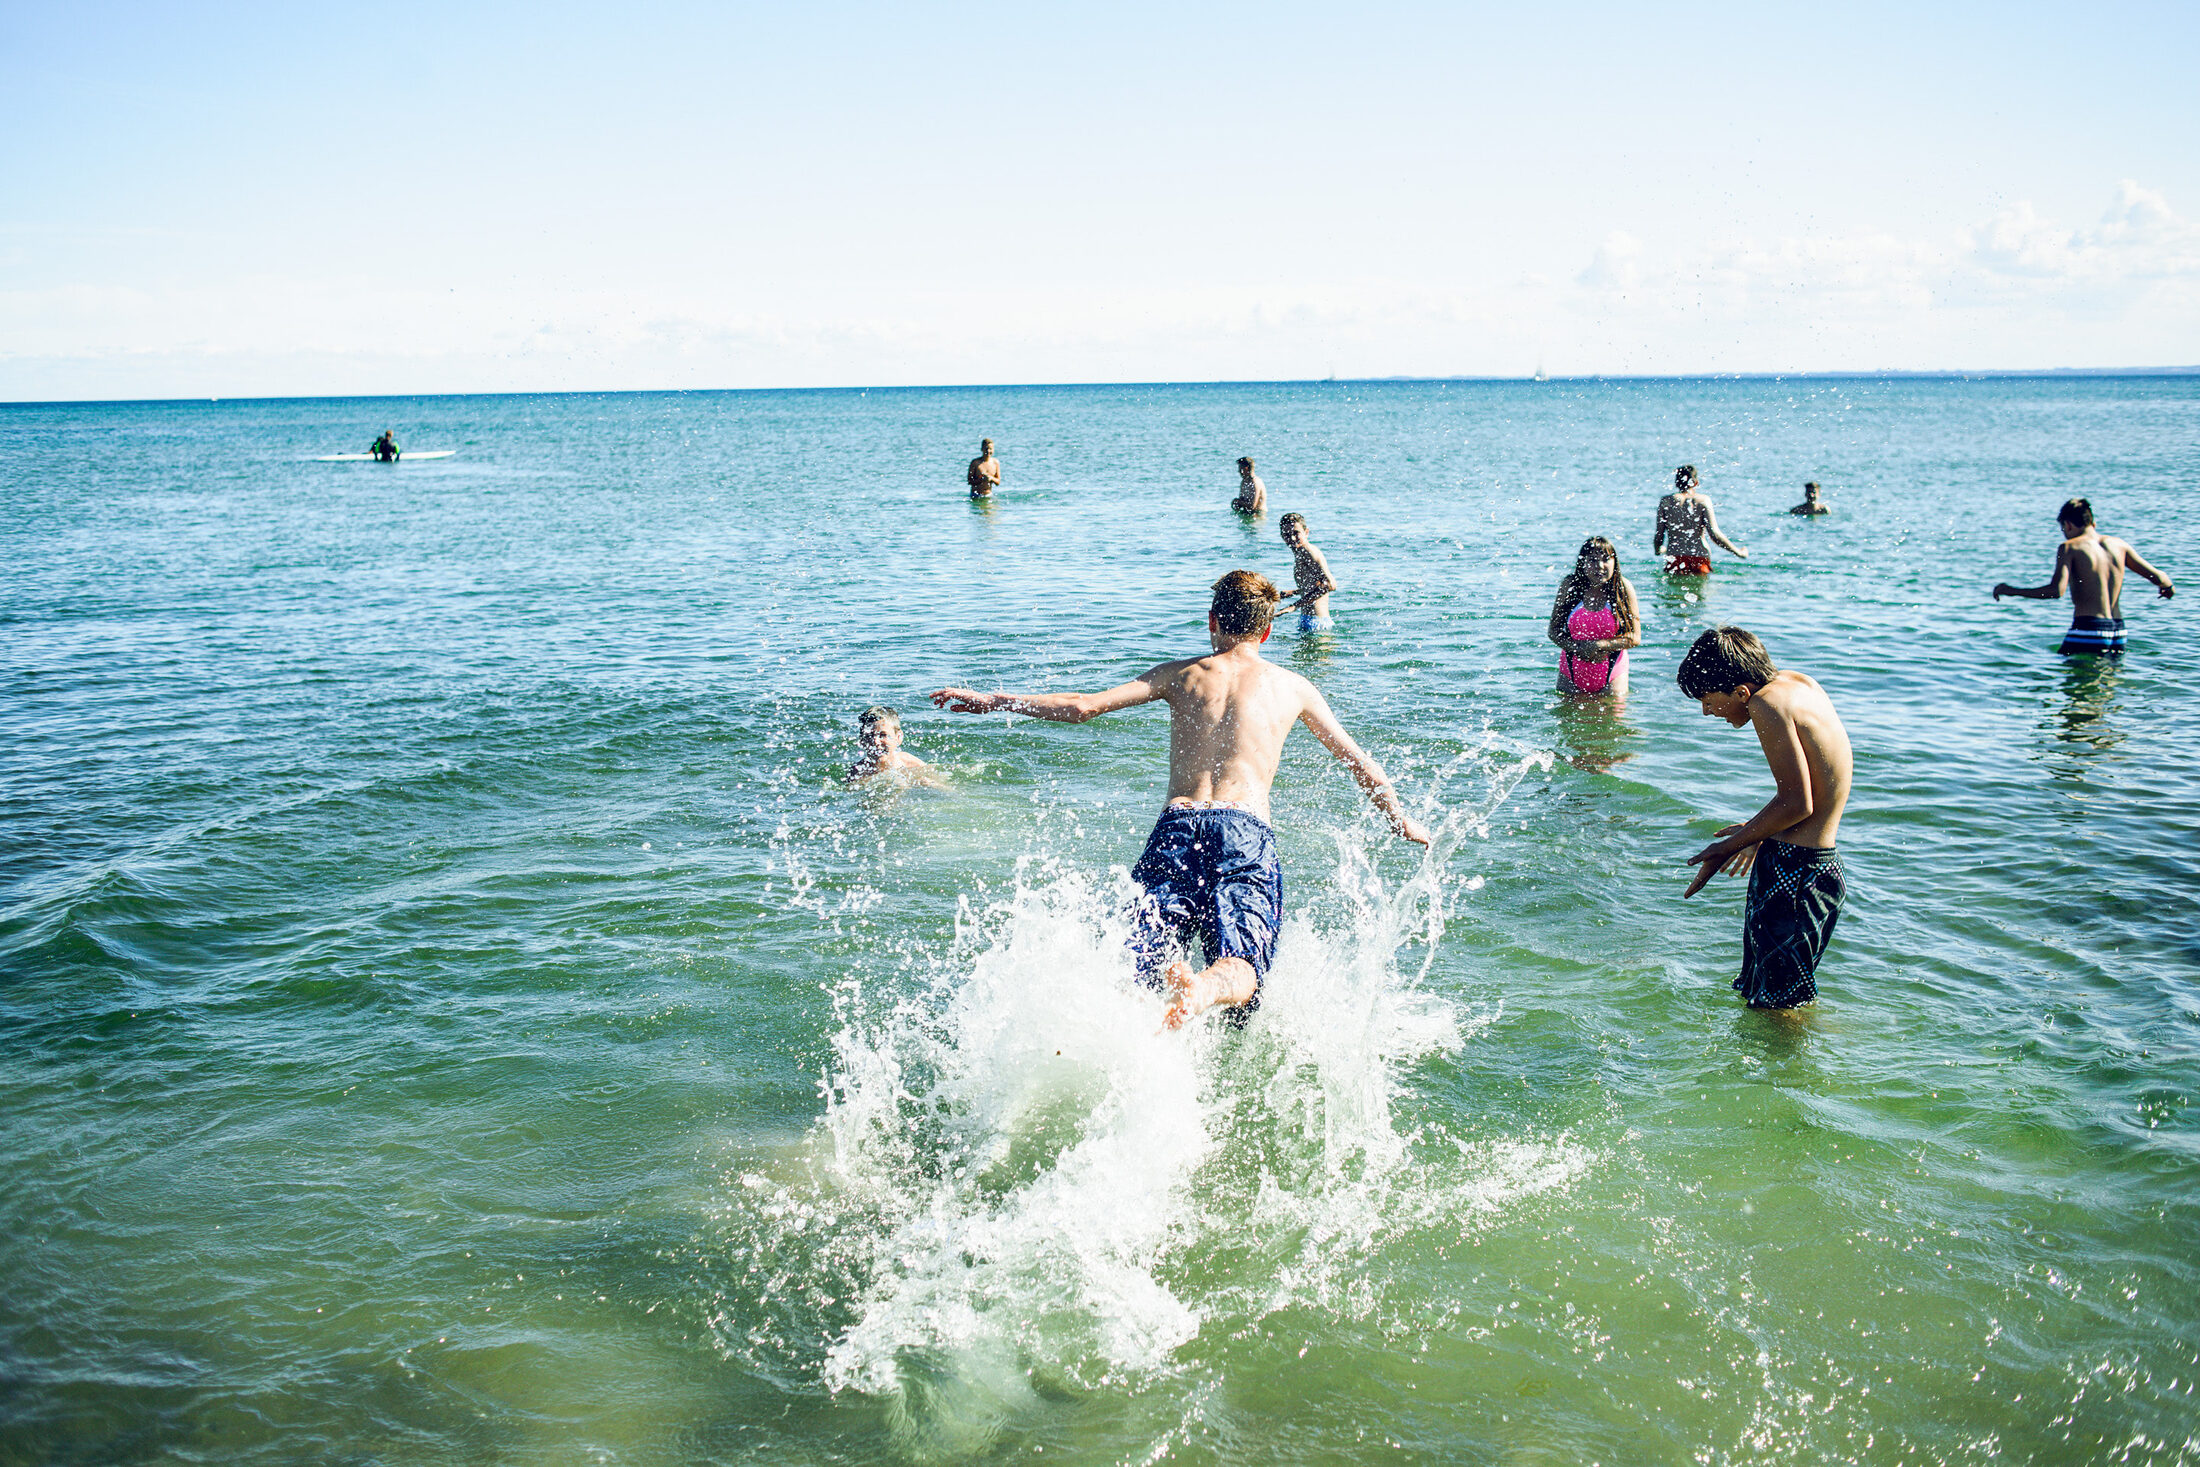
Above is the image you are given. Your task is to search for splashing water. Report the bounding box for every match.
[711,740,1589,1458]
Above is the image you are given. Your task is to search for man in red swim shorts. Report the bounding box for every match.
[1654,465,1747,576]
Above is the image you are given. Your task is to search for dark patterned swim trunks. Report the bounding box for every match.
[1735,839,1846,1009]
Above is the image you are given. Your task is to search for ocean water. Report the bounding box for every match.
[3,378,2196,1466]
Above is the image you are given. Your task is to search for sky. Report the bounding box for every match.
[3,1,2197,399]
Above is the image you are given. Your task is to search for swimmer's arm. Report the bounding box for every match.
[1546,584,1575,649]
[1704,503,1747,558]
[2122,543,2175,598]
[1297,688,1433,846]
[1993,544,2069,600]
[1653,499,1669,554]
[1682,702,1812,895]
[930,673,1160,724]
[1306,547,1339,595]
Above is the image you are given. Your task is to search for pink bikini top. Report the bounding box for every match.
[1561,602,1625,694]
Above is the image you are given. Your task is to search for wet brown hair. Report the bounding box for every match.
[1677,626,1778,698]
[1675,465,1699,490]
[1210,569,1281,636]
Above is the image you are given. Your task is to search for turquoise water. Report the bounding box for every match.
[3,379,2196,1465]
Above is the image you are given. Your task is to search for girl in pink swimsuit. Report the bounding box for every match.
[1547,535,1641,697]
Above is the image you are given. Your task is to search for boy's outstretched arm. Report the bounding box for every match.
[1992,545,2070,600]
[2124,544,2176,599]
[1296,687,1433,845]
[930,672,1161,724]
[1682,702,1814,897]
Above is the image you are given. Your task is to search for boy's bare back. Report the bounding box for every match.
[1749,670,1852,849]
[1144,650,1316,820]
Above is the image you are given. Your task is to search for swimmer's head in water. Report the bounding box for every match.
[2059,497,2094,530]
[980,439,994,454]
[1677,625,1777,702]
[1675,465,1699,491]
[1804,481,1821,499]
[1209,569,1281,637]
[1278,512,1308,545]
[1238,456,1255,471]
[857,705,901,751]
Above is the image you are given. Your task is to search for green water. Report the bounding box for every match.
[3,380,2196,1465]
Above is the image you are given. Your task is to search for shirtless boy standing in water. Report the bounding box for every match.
[931,570,1430,1028]
[1654,465,1748,575]
[1678,627,1852,1011]
[1992,497,2174,655]
[967,439,1001,498]
[1279,513,1338,632]
[1232,457,1267,515]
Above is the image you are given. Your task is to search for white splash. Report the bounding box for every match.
[720,740,1586,1458]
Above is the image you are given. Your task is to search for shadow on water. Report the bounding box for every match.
[1285,622,1337,671]
[1650,566,1716,635]
[1731,1002,1825,1069]
[1551,693,1641,773]
[2045,654,2125,763]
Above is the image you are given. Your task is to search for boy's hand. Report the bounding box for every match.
[931,688,998,714]
[1396,815,1433,847]
[1992,583,2010,600]
[1682,825,1756,898]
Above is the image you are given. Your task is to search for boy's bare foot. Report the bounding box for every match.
[1161,961,1198,1030]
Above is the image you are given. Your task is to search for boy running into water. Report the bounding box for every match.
[1279,513,1338,632]
[1655,465,1748,575]
[931,570,1430,1028]
[846,706,945,787]
[1678,627,1852,1010]
[1991,497,2174,655]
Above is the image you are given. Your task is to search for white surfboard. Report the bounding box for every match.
[313,450,458,462]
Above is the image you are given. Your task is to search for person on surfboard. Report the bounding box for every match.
[372,430,400,462]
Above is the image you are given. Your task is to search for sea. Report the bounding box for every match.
[3,377,2196,1466]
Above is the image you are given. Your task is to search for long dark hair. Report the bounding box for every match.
[1559,535,1638,637]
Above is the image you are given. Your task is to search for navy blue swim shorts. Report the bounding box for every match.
[1735,839,1845,1009]
[1127,805,1283,1026]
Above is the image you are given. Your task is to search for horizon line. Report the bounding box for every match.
[7,363,2199,409]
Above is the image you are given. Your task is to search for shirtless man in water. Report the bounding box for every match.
[967,439,1001,498]
[1232,457,1267,515]
[1992,497,2174,655]
[1279,513,1338,632]
[1654,465,1747,575]
[931,570,1431,1028]
[1677,626,1853,1010]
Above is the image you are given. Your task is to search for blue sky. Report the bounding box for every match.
[4,1,2196,398]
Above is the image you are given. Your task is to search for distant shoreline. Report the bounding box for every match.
[7,365,2199,409]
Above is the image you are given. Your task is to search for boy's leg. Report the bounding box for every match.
[1184,815,1284,1027]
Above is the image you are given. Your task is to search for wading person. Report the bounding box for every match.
[967,438,1001,498]
[1677,626,1852,1011]
[1654,465,1747,575]
[1547,535,1641,698]
[1232,456,1267,515]
[930,570,1431,1028]
[1991,497,2174,655]
[1790,481,1828,516]
[1279,512,1338,632]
